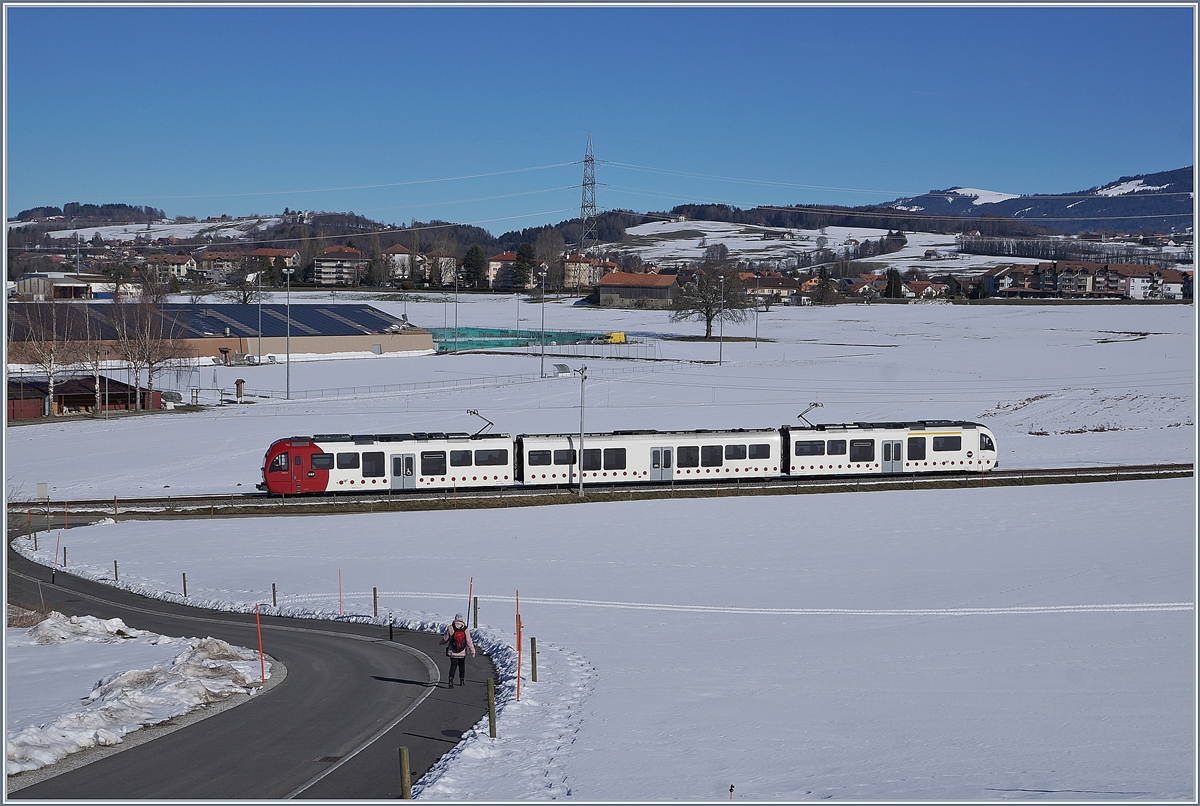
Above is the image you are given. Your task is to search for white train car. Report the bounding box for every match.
[782,421,998,476]
[515,428,784,487]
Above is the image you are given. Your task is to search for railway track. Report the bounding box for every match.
[7,463,1192,526]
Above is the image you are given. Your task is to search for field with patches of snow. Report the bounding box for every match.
[39,216,281,243]
[5,297,1194,799]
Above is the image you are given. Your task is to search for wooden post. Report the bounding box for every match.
[398,746,412,799]
[531,636,537,682]
[373,586,378,618]
[272,583,277,608]
[473,596,479,628]
[182,572,188,598]
[114,561,119,582]
[487,677,497,738]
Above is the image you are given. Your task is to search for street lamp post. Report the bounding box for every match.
[754,277,760,349]
[539,270,547,378]
[257,268,263,362]
[453,269,459,353]
[718,275,725,366]
[103,350,110,419]
[285,268,293,400]
[515,291,520,333]
[576,365,587,498]
[94,350,101,417]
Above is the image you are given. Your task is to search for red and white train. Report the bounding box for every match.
[258,420,998,495]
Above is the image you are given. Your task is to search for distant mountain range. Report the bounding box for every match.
[876,166,1193,235]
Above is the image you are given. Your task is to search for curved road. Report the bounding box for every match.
[7,549,496,799]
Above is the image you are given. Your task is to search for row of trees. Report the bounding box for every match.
[9,274,190,416]
[956,235,1187,267]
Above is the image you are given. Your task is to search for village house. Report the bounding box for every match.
[383,244,426,284]
[246,247,301,269]
[486,252,518,289]
[193,250,247,284]
[144,253,197,282]
[596,272,680,308]
[313,245,369,286]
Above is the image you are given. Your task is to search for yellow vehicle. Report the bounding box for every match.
[604,331,626,344]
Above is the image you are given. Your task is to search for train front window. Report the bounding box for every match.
[269,453,288,473]
[979,433,995,452]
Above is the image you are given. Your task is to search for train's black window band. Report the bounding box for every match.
[528,450,552,466]
[553,449,577,466]
[475,449,508,466]
[450,450,473,467]
[932,436,961,452]
[907,437,926,461]
[337,452,360,470]
[677,446,699,468]
[701,445,723,467]
[725,444,747,460]
[849,440,874,462]
[603,448,626,470]
[311,453,334,470]
[826,440,847,456]
[795,440,824,457]
[582,449,602,471]
[749,443,771,459]
[421,451,446,476]
[362,452,385,477]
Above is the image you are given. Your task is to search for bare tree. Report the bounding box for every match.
[670,265,752,339]
[220,258,266,304]
[8,299,86,416]
[110,279,192,411]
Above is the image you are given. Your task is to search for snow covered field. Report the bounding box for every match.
[5,297,1195,799]
[6,613,271,777]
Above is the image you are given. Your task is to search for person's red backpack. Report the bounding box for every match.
[449,624,467,653]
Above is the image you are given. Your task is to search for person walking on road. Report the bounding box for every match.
[439,614,475,688]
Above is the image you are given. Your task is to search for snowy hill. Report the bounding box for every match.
[881,166,1193,234]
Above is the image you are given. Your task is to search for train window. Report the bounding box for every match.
[795,440,825,457]
[677,446,699,468]
[663,449,672,468]
[421,451,447,476]
[603,448,626,470]
[450,450,473,467]
[582,449,602,471]
[474,449,509,466]
[979,433,995,452]
[933,436,962,452]
[311,453,334,471]
[362,452,385,477]
[826,440,847,456]
[337,452,360,470]
[725,444,747,460]
[269,453,288,473]
[294,455,303,467]
[749,443,771,459]
[907,437,926,461]
[553,449,577,465]
[701,445,724,467]
[528,450,552,466]
[849,439,874,462]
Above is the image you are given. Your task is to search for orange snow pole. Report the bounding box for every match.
[467,577,474,615]
[255,604,265,683]
[55,531,62,566]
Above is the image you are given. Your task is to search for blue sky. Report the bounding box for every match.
[5,5,1195,235]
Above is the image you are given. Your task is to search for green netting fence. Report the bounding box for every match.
[429,327,606,352]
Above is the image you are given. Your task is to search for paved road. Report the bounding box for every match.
[7,549,495,799]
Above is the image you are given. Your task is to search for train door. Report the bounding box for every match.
[391,453,416,490]
[882,440,903,474]
[650,446,673,481]
[290,453,305,492]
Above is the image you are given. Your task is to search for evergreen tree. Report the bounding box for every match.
[885,268,904,298]
[462,245,487,288]
[513,243,536,289]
